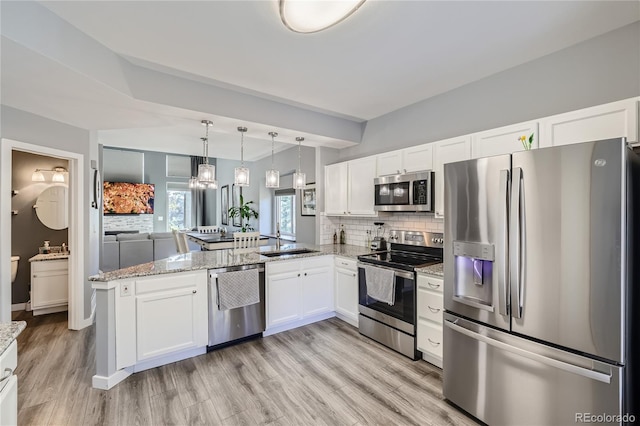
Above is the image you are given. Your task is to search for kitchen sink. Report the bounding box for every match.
[261,249,319,257]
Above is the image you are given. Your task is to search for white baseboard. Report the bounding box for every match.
[33,305,68,316]
[11,303,26,312]
[335,312,358,328]
[421,352,443,369]
[92,367,133,390]
[263,311,336,337]
[132,347,206,373]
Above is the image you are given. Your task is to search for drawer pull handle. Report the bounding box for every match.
[192,290,197,294]
[352,273,356,277]
[427,306,441,313]
[427,282,441,289]
[0,368,13,385]
[427,338,441,346]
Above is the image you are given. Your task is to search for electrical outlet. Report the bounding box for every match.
[158,216,164,221]
[121,283,131,297]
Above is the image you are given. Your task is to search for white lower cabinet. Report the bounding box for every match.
[31,259,68,315]
[115,270,208,369]
[416,273,444,368]
[0,341,18,426]
[334,256,359,327]
[266,256,334,332]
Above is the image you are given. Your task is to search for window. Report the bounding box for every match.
[167,183,192,231]
[275,193,296,237]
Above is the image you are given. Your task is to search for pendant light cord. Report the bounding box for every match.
[296,136,304,172]
[268,131,278,168]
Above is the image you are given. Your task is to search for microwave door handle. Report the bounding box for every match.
[510,167,523,319]
[498,169,510,316]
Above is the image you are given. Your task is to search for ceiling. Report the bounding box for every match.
[2,1,639,160]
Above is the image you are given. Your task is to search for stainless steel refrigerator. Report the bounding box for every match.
[443,138,639,425]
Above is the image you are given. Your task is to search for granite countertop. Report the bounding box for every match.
[0,321,26,355]
[416,262,444,277]
[29,253,70,262]
[186,232,269,243]
[90,243,375,282]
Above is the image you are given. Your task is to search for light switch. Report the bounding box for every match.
[158,216,164,221]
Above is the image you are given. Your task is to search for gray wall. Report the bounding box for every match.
[1,105,99,320]
[340,21,640,161]
[215,144,316,244]
[10,151,69,304]
[102,147,216,232]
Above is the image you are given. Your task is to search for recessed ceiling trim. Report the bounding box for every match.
[279,0,367,34]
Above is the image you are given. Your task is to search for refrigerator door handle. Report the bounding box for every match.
[498,169,510,316]
[509,167,524,318]
[444,319,612,384]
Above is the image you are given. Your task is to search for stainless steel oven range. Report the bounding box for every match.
[357,230,443,360]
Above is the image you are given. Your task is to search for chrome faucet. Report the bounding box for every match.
[276,222,281,250]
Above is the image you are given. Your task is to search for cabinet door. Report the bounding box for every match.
[376,150,403,177]
[31,271,68,309]
[334,266,358,324]
[433,136,472,218]
[0,375,17,426]
[267,271,303,328]
[325,162,348,215]
[472,121,538,159]
[347,156,377,216]
[302,265,334,318]
[403,143,433,172]
[539,98,638,147]
[136,287,204,361]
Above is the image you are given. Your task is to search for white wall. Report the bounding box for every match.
[0,106,99,324]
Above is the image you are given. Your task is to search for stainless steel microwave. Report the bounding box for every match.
[374,171,433,212]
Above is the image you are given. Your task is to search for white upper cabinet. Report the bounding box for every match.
[433,135,472,219]
[403,144,434,173]
[325,156,378,216]
[471,121,539,159]
[347,156,377,215]
[376,144,434,177]
[539,98,639,148]
[324,162,348,215]
[376,150,403,176]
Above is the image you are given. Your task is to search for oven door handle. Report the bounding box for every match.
[357,262,415,280]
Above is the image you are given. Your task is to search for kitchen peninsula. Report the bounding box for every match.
[90,243,372,390]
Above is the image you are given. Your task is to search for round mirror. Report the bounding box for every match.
[34,185,69,230]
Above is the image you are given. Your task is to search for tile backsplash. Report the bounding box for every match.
[320,213,443,247]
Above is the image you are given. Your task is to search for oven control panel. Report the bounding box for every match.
[388,230,444,248]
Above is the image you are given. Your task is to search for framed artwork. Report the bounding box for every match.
[300,182,316,216]
[221,185,229,225]
[232,184,242,227]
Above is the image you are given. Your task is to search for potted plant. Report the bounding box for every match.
[228,194,259,232]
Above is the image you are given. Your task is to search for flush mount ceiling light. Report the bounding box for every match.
[279,0,367,33]
[190,120,218,190]
[265,131,280,189]
[235,127,250,187]
[293,137,306,189]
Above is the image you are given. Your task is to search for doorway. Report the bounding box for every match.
[1,138,87,329]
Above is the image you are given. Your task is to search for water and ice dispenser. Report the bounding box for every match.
[452,241,495,311]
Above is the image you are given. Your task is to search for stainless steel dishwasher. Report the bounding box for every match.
[207,263,266,350]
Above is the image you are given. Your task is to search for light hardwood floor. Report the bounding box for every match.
[12,311,478,425]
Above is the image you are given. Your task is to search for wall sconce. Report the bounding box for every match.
[32,167,68,183]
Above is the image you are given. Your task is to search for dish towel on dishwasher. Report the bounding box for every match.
[217,268,260,310]
[364,265,396,305]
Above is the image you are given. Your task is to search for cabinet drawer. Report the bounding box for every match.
[417,289,443,324]
[266,259,300,275]
[0,341,17,375]
[31,259,68,273]
[135,271,203,295]
[417,274,443,293]
[417,319,443,359]
[334,256,356,271]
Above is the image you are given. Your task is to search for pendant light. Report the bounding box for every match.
[265,131,280,188]
[292,136,306,189]
[190,120,217,190]
[234,126,250,187]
